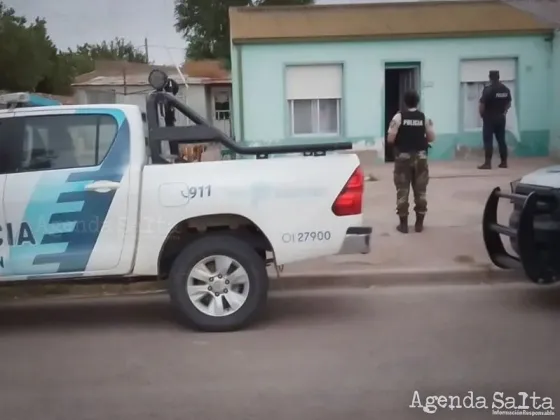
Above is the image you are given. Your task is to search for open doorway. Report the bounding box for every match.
[384,63,421,162]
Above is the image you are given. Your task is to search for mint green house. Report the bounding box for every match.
[229,0,558,162]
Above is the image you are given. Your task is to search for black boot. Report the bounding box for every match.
[396,216,408,234]
[498,160,508,168]
[415,213,425,232]
[478,149,492,170]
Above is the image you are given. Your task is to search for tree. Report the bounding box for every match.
[0,2,148,95]
[0,2,57,92]
[68,38,149,75]
[174,0,313,64]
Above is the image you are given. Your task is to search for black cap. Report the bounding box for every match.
[489,70,499,80]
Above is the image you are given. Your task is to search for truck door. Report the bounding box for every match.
[0,115,10,277]
[2,109,132,278]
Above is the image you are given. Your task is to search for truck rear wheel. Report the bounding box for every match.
[167,234,269,332]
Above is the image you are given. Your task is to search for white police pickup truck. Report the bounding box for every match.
[483,165,560,284]
[0,71,371,331]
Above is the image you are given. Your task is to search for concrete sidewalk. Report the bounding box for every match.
[282,157,557,276]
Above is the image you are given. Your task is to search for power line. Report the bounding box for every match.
[138,44,186,51]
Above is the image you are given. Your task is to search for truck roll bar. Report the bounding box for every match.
[145,91,353,164]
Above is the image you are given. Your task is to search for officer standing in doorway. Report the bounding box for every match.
[387,90,436,234]
[478,70,512,169]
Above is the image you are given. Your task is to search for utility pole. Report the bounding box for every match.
[122,65,127,96]
[144,37,149,63]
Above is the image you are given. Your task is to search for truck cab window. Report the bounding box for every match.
[0,119,24,174]
[11,114,118,173]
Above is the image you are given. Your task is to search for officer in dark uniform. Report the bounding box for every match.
[387,90,436,234]
[478,70,512,169]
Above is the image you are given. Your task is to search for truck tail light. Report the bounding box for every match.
[332,166,364,216]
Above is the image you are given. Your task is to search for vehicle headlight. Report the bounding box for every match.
[510,178,521,193]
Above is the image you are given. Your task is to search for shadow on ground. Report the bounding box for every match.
[0,285,560,333]
[0,290,366,333]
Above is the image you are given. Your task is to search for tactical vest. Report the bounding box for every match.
[484,83,510,118]
[395,110,427,153]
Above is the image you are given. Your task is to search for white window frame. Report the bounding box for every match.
[288,98,341,137]
[285,64,343,138]
[212,88,231,122]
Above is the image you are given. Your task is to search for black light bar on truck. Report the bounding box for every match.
[482,186,557,284]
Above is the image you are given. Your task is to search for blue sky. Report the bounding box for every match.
[6,0,394,64]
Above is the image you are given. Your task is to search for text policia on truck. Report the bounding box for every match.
[0,69,372,332]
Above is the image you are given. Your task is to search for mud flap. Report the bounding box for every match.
[482,187,553,283]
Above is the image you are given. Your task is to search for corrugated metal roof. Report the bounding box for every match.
[72,73,208,87]
[72,59,232,87]
[182,60,231,79]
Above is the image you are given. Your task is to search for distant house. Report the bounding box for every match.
[229,0,559,162]
[71,60,233,136]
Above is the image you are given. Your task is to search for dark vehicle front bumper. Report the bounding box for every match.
[482,185,560,284]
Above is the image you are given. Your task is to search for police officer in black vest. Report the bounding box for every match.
[387,91,435,233]
[478,70,512,169]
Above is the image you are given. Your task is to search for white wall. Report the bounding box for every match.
[184,84,208,120]
[74,84,209,124]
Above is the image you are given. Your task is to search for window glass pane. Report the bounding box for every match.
[18,114,118,172]
[292,99,315,134]
[318,99,339,134]
[462,82,484,130]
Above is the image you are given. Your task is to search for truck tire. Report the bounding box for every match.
[167,233,269,332]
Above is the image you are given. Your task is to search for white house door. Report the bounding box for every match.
[211,87,232,136]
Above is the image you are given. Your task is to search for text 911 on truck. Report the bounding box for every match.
[0,70,372,332]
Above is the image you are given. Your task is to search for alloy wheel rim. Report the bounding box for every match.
[186,255,250,317]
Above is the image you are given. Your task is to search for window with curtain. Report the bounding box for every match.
[286,65,342,137]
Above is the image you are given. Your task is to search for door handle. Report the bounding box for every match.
[84,180,121,193]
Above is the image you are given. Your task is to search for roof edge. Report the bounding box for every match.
[232,29,555,45]
[230,0,499,13]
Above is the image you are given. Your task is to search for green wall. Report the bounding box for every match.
[550,31,560,158]
[231,35,553,161]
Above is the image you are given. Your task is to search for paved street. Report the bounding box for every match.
[0,282,559,420]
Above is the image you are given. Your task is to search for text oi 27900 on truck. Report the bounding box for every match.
[0,70,372,332]
[482,165,560,284]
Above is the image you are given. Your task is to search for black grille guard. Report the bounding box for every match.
[482,186,558,283]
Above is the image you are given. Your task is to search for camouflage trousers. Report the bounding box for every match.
[393,150,429,217]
